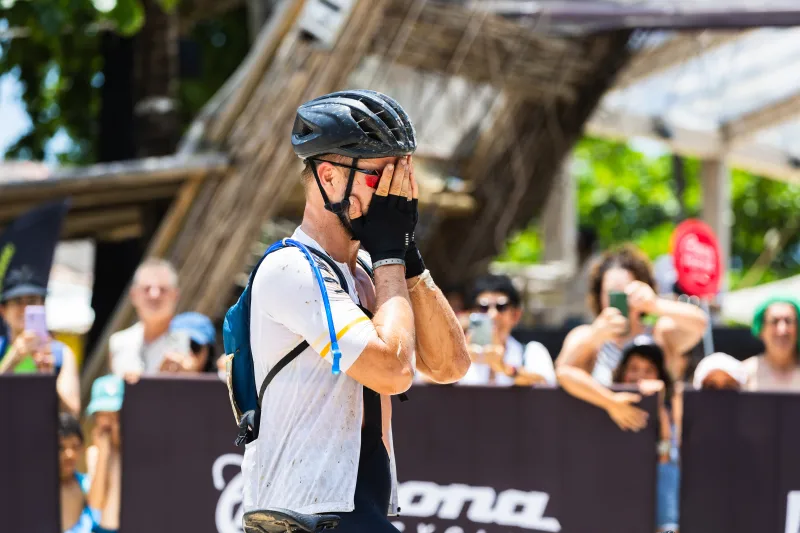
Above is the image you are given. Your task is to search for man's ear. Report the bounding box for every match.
[0,304,6,322]
[315,161,337,187]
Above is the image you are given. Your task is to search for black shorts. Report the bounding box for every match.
[334,428,399,533]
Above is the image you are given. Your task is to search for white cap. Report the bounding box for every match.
[693,352,747,389]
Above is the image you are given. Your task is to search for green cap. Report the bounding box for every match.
[751,295,800,351]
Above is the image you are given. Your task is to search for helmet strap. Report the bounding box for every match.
[310,158,359,237]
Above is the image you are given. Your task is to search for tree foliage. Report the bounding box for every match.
[499,137,800,289]
[0,0,247,162]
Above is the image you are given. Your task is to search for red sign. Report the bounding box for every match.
[671,219,723,297]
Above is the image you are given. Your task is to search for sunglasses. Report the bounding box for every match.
[309,159,382,189]
[476,298,511,313]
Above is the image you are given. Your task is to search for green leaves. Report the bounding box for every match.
[107,0,145,35]
[498,137,800,290]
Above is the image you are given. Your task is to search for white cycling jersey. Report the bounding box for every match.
[241,227,400,516]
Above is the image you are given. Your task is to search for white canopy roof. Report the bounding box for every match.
[586,26,800,183]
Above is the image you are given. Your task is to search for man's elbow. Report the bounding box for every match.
[441,346,471,383]
[373,366,414,396]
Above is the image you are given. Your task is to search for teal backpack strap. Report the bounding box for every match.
[231,240,352,447]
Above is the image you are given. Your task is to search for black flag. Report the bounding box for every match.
[0,199,71,301]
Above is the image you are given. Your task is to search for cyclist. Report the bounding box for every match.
[241,90,470,532]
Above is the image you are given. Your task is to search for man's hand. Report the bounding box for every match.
[123,370,142,385]
[514,370,548,386]
[33,342,55,374]
[638,379,665,396]
[11,331,40,361]
[606,391,649,431]
[350,156,417,266]
[92,423,113,451]
[159,351,187,373]
[590,307,628,344]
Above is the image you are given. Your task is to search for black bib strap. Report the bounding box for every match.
[258,340,308,408]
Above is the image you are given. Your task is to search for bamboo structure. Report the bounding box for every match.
[81,0,632,401]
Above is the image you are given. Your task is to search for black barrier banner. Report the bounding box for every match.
[122,379,658,533]
[391,386,658,533]
[0,375,60,533]
[120,376,242,533]
[681,390,800,533]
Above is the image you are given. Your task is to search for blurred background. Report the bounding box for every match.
[3,1,800,533]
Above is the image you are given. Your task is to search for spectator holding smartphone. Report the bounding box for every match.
[160,312,217,374]
[0,268,80,415]
[85,374,123,533]
[556,244,707,431]
[460,274,555,387]
[110,259,198,383]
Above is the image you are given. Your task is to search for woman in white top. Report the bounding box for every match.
[743,296,800,392]
[556,244,708,431]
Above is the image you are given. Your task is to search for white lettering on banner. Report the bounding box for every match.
[398,481,561,532]
[785,491,800,533]
[213,453,245,533]
[680,235,715,277]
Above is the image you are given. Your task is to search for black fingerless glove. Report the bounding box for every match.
[351,196,418,265]
[404,238,426,279]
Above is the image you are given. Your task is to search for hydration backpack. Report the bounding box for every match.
[222,239,373,446]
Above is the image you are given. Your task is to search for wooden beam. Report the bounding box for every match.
[62,208,142,238]
[614,31,747,90]
[723,91,800,145]
[0,153,228,199]
[586,108,722,158]
[0,184,179,225]
[585,108,800,184]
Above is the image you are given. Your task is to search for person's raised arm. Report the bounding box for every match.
[55,345,80,416]
[0,331,37,374]
[555,311,648,431]
[347,264,416,395]
[398,157,469,384]
[346,158,422,394]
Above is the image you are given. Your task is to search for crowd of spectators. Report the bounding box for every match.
[0,257,218,533]
[4,237,800,533]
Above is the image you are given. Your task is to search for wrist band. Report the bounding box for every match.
[373,258,406,269]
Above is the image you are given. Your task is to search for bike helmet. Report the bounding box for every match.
[291,90,417,160]
[291,90,417,234]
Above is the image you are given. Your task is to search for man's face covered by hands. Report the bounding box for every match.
[314,156,417,236]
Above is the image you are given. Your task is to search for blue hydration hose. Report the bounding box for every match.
[266,239,343,374]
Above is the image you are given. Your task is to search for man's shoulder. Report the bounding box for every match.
[110,322,144,350]
[252,247,345,303]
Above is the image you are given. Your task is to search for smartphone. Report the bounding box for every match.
[468,313,493,347]
[168,330,192,355]
[608,291,629,334]
[608,291,628,318]
[24,305,49,344]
